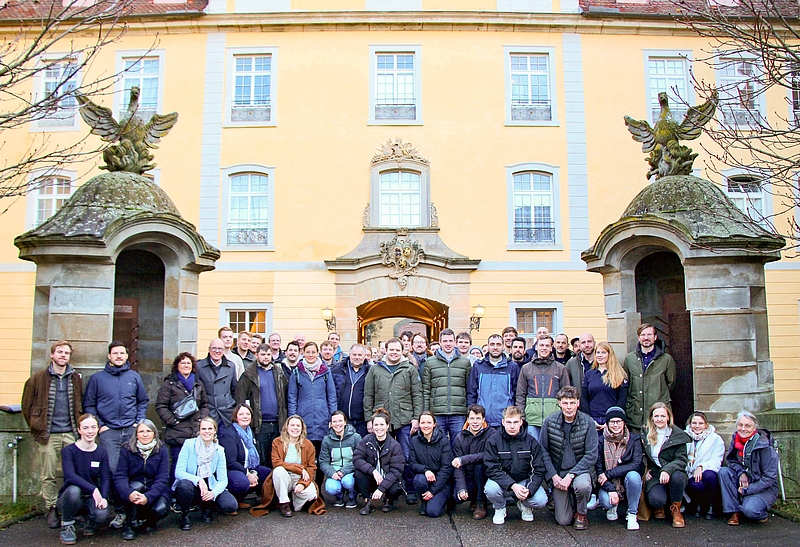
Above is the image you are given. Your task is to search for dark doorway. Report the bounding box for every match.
[114,250,165,377]
[635,251,693,427]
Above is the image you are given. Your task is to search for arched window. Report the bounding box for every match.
[27,174,73,229]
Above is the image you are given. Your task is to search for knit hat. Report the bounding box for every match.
[605,406,627,424]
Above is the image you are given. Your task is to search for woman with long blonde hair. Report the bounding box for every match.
[580,341,629,430]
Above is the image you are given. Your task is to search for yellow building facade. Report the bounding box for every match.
[0,1,798,406]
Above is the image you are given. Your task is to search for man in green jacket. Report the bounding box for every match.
[423,328,472,448]
[364,337,423,503]
[623,323,676,431]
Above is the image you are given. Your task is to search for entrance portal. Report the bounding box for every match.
[634,251,693,427]
[357,297,448,345]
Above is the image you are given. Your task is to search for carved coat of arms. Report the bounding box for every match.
[380,232,424,290]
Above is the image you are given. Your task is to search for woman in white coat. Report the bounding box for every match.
[684,411,725,519]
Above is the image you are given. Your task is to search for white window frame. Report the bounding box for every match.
[789,62,800,126]
[115,49,166,121]
[220,164,275,251]
[225,46,278,127]
[25,169,76,230]
[504,46,558,127]
[722,168,773,227]
[32,53,81,131]
[369,159,431,227]
[220,303,273,336]
[509,301,564,343]
[715,53,765,128]
[369,45,423,125]
[643,50,694,126]
[506,162,562,249]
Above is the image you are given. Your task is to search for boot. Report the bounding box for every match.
[121,525,137,540]
[46,506,60,529]
[278,502,293,518]
[473,501,487,520]
[359,500,374,515]
[653,506,666,519]
[727,512,741,526]
[179,511,192,531]
[201,507,213,523]
[670,502,685,528]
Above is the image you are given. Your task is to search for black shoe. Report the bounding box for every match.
[201,508,213,523]
[419,501,428,516]
[405,491,418,505]
[704,507,715,520]
[82,519,97,537]
[179,511,192,531]
[382,499,395,513]
[359,501,374,515]
[121,526,136,541]
[46,506,60,529]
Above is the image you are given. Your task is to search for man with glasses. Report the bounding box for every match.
[197,338,238,427]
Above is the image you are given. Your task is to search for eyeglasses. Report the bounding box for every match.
[210,347,224,351]
[608,419,624,425]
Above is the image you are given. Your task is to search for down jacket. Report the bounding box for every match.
[353,433,406,494]
[516,355,570,428]
[539,410,598,481]
[155,372,210,446]
[723,429,779,507]
[319,423,362,479]
[408,427,453,495]
[422,350,472,416]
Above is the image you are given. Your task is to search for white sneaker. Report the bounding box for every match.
[626,513,639,530]
[492,506,506,525]
[606,505,618,521]
[518,501,534,522]
[586,493,599,510]
[109,513,125,529]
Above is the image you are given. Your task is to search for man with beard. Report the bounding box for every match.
[566,333,596,398]
[516,336,570,442]
[622,323,676,431]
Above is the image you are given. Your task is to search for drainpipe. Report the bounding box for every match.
[7,435,23,503]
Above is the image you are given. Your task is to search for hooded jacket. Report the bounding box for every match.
[723,429,779,506]
[515,354,570,428]
[288,360,337,441]
[422,350,472,416]
[83,361,148,430]
[196,354,238,428]
[408,426,454,495]
[155,372,210,446]
[452,422,497,494]
[331,357,371,422]
[685,423,725,474]
[643,425,691,492]
[235,361,289,434]
[363,357,423,430]
[483,423,546,494]
[353,433,406,493]
[596,429,643,493]
[22,364,83,445]
[623,339,676,429]
[319,423,363,479]
[467,355,520,427]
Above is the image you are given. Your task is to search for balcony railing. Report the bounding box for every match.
[514,220,555,244]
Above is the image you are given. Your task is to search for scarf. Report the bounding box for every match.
[195,436,217,479]
[303,358,321,380]
[178,372,195,394]
[137,438,158,462]
[603,426,629,494]
[734,431,754,460]
[233,423,260,469]
[685,425,711,469]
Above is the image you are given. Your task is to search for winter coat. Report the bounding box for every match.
[595,430,643,493]
[685,424,725,474]
[353,433,406,494]
[408,427,453,495]
[643,425,690,493]
[114,443,170,502]
[540,410,598,480]
[21,364,82,445]
[483,424,546,494]
[453,423,497,494]
[235,362,288,433]
[580,368,629,423]
[566,353,593,398]
[196,354,238,428]
[623,340,676,429]
[319,423,362,479]
[83,362,148,430]
[467,356,520,427]
[331,358,371,422]
[723,430,779,507]
[218,425,263,474]
[155,372,210,446]
[422,350,472,416]
[173,438,229,499]
[363,358,423,430]
[287,361,337,442]
[515,356,570,428]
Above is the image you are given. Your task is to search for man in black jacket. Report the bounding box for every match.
[483,406,547,525]
[331,343,370,437]
[452,404,497,520]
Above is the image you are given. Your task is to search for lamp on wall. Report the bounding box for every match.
[321,307,336,332]
[469,304,485,332]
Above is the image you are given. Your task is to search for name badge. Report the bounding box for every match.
[91,461,100,468]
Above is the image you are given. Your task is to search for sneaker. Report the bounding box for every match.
[518,501,534,522]
[587,493,599,510]
[82,519,98,536]
[60,524,77,545]
[170,501,181,514]
[110,513,126,529]
[574,512,589,530]
[606,505,619,521]
[627,513,640,530]
[334,496,345,507]
[345,496,358,509]
[492,506,507,525]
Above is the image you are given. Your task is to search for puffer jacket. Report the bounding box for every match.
[623,340,676,429]
[155,372,210,446]
[353,433,406,494]
[596,430,643,493]
[452,423,496,494]
[288,361,337,442]
[422,350,472,416]
[467,355,520,427]
[642,425,690,493]
[21,364,83,445]
[515,355,570,428]
[234,362,288,434]
[319,423,362,479]
[363,358,422,430]
[540,410,598,480]
[408,426,453,495]
[483,423,546,494]
[724,429,779,506]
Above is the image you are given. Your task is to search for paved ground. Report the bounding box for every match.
[1,501,797,547]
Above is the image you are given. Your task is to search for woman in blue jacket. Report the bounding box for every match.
[409,411,454,518]
[113,420,170,540]
[218,404,271,506]
[288,342,338,453]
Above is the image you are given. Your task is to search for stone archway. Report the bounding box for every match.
[357,297,448,343]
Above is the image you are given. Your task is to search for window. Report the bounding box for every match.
[36,58,79,128]
[220,164,275,250]
[510,301,563,343]
[26,173,74,229]
[506,163,561,249]
[116,51,165,121]
[646,55,691,124]
[505,46,557,125]
[225,47,278,126]
[379,171,421,227]
[791,63,800,125]
[221,303,273,335]
[717,57,761,126]
[369,46,422,124]
[726,175,765,222]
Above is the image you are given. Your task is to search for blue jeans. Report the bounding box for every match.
[97,425,135,510]
[484,479,548,510]
[437,415,467,450]
[324,473,356,499]
[413,473,453,517]
[527,425,541,442]
[392,424,414,491]
[598,471,642,515]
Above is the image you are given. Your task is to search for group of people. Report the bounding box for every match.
[20,324,781,544]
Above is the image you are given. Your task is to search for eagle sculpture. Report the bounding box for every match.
[624,89,718,180]
[76,86,178,174]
